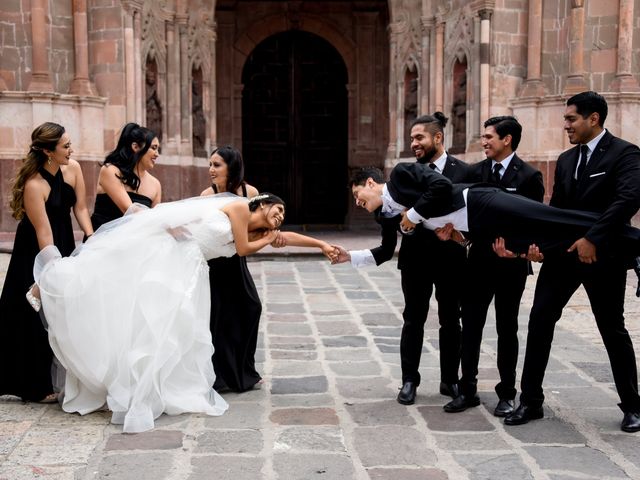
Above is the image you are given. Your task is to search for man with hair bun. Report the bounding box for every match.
[391,112,472,404]
[334,112,472,405]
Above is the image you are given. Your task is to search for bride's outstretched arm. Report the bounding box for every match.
[276,232,339,261]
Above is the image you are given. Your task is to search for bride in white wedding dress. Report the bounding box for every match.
[32,193,334,433]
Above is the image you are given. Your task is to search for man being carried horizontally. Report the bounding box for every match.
[335,162,640,426]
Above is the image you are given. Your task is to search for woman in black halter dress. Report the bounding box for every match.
[202,146,338,392]
[202,147,263,392]
[0,123,94,402]
[89,123,161,232]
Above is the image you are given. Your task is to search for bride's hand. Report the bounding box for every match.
[264,229,279,243]
[320,243,338,261]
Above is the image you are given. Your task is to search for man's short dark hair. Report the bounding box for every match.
[567,91,608,127]
[349,166,384,188]
[484,116,522,151]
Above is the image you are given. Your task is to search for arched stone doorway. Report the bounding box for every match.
[241,30,348,226]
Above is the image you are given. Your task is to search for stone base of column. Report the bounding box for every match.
[518,79,546,98]
[69,78,97,96]
[563,75,588,95]
[27,72,53,92]
[610,74,640,93]
[0,75,7,91]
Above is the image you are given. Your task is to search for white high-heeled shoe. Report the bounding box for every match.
[26,285,41,312]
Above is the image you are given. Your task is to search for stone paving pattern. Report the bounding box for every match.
[1,251,640,479]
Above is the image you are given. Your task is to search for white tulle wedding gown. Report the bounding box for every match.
[34,195,245,432]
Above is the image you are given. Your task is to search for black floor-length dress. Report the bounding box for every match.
[0,168,77,401]
[208,185,262,392]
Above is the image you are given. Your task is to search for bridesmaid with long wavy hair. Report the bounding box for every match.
[0,122,93,403]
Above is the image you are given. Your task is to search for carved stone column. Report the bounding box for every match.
[123,9,135,119]
[420,16,433,114]
[387,23,401,159]
[178,14,191,151]
[479,9,491,125]
[355,12,378,147]
[611,0,640,92]
[208,21,218,149]
[69,0,96,95]
[165,20,180,152]
[27,0,53,92]
[434,20,444,112]
[564,0,588,94]
[134,11,143,122]
[519,0,545,97]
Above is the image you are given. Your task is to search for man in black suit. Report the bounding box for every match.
[334,113,470,405]
[504,91,640,433]
[444,116,544,416]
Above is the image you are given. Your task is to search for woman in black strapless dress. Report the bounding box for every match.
[0,122,94,402]
[89,123,161,231]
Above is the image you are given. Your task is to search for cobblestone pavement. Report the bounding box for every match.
[1,250,640,480]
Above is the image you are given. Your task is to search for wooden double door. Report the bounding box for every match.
[242,30,348,225]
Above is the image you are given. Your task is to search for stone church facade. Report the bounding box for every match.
[1,0,639,231]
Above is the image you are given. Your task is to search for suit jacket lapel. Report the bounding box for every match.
[441,156,454,179]
[501,154,522,185]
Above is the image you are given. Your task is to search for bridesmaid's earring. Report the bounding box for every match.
[47,156,52,166]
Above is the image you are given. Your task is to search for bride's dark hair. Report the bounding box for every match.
[248,192,285,212]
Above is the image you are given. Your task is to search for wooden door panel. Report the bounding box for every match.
[242,30,347,225]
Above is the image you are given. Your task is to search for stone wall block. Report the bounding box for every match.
[590,49,617,73]
[92,39,118,65]
[594,24,618,49]
[588,1,619,17]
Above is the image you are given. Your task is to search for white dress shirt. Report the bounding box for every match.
[349,184,469,267]
[428,151,448,174]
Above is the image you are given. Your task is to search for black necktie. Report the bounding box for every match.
[492,163,502,184]
[429,162,437,170]
[576,144,589,180]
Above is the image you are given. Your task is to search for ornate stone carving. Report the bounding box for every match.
[187,10,215,73]
[191,66,207,157]
[145,58,163,141]
[444,9,473,61]
[141,1,168,73]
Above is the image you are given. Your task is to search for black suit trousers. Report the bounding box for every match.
[520,255,640,412]
[399,249,465,386]
[467,188,640,257]
[460,251,528,399]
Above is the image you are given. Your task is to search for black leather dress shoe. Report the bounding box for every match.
[504,403,544,425]
[493,399,515,417]
[397,381,417,405]
[443,394,480,413]
[621,412,640,433]
[439,382,460,398]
